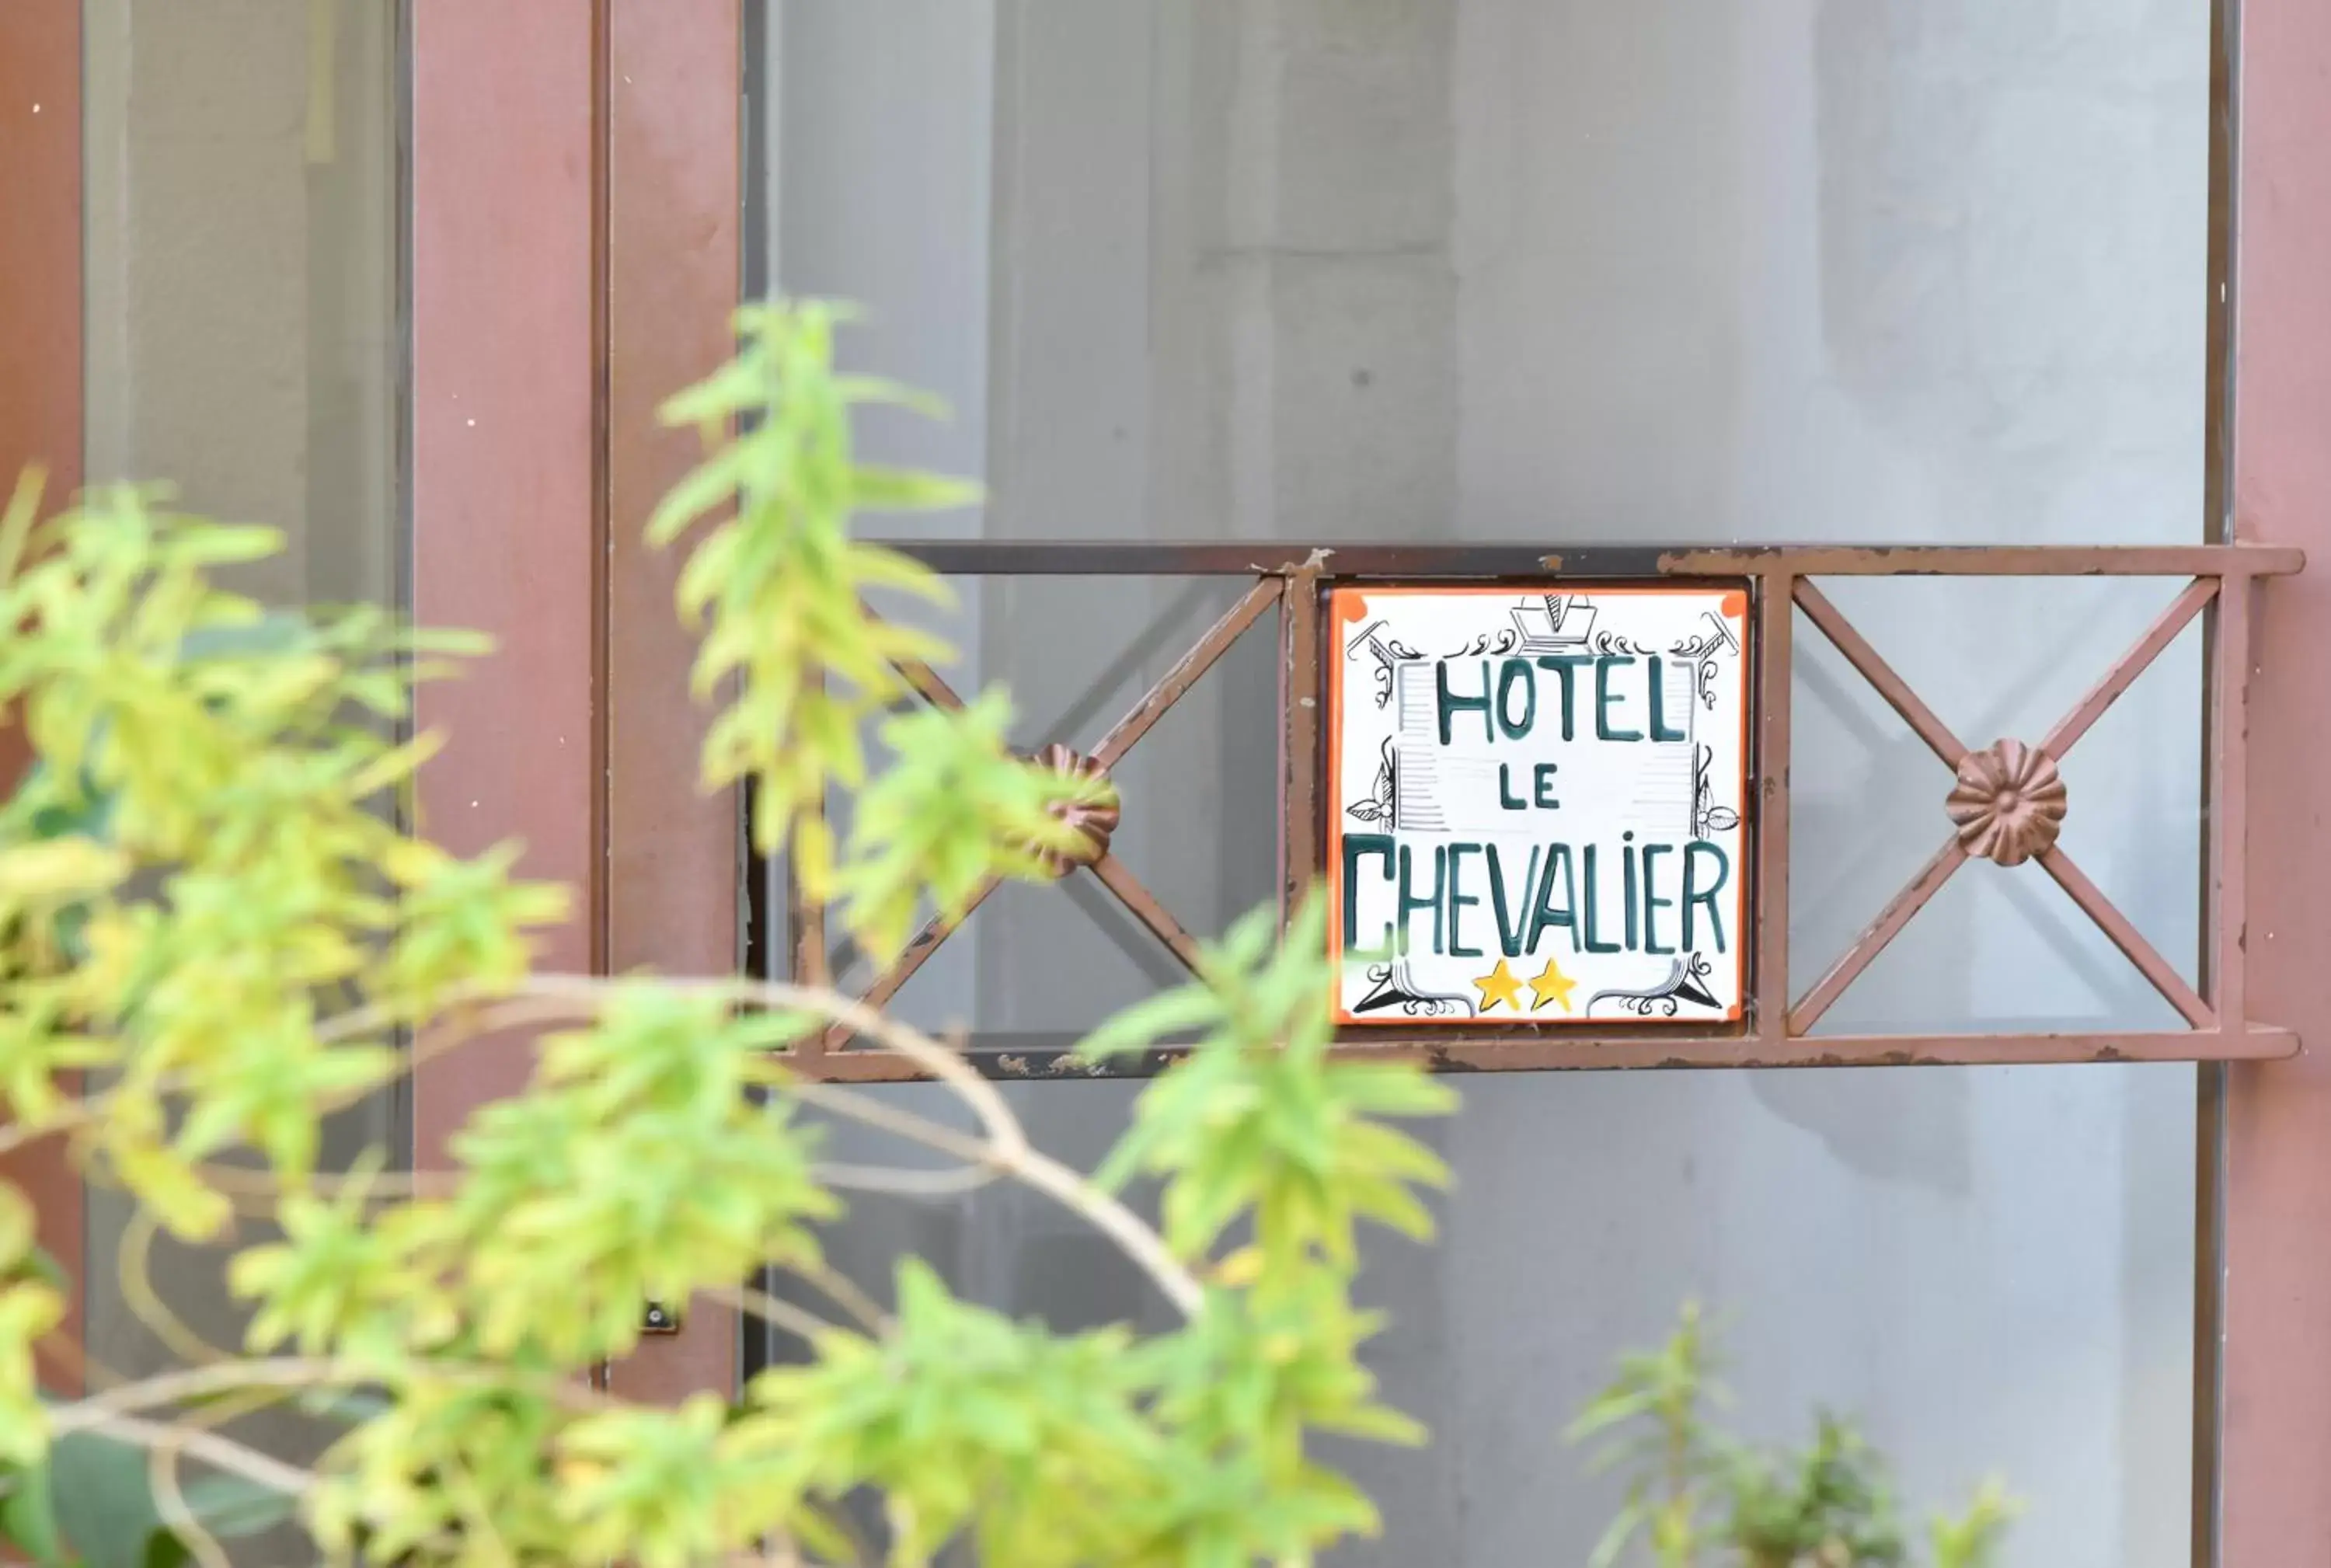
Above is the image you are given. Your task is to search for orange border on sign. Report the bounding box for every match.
[1325,584,1753,1026]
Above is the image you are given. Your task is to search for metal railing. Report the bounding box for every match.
[776,541,2302,1080]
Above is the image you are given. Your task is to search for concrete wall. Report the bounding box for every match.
[763,2,2209,1565]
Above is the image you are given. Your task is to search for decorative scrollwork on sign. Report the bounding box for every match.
[1441,629,1520,658]
[1591,631,1655,657]
[1669,610,1741,711]
[1584,953,1719,1018]
[1346,738,1398,825]
[1353,960,1478,1019]
[1692,744,1740,839]
[1345,617,1428,710]
[1374,639,1426,710]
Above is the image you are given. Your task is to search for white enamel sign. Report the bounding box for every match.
[1327,585,1751,1025]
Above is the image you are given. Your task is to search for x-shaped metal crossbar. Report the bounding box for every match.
[1787,576,2225,1034]
[796,577,1287,1059]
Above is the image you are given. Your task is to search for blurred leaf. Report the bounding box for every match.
[1090,896,1452,1271]
[649,302,1105,963]
[0,1458,65,1567]
[42,1429,291,1568]
[1575,1308,2016,1568]
[1929,1479,2021,1568]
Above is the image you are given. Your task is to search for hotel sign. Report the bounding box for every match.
[1328,585,1751,1025]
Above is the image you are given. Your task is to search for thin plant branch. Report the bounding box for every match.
[51,1354,613,1436]
[777,1077,1201,1319]
[192,1156,458,1205]
[810,1158,1005,1198]
[73,1409,315,1504]
[150,1429,232,1568]
[508,974,1204,1317]
[778,1259,890,1336]
[120,1207,236,1368]
[706,1283,847,1348]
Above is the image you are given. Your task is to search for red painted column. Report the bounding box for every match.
[0,0,85,1392]
[2219,0,2331,1558]
[407,1,602,1165]
[599,0,744,1405]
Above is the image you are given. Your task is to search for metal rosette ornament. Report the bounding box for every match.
[1026,744,1119,877]
[1946,738,2067,867]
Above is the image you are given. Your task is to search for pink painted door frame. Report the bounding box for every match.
[408,0,743,1404]
[2215,0,2331,1559]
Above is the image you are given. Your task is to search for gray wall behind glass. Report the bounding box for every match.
[759,4,2208,1564]
[79,1,406,1545]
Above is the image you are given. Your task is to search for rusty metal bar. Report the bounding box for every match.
[786,1024,2299,1081]
[787,876,831,1060]
[1280,565,1324,919]
[2041,577,2219,757]
[1665,545,2304,578]
[891,651,967,714]
[1789,835,1969,1036]
[823,579,1277,1047]
[785,820,831,1066]
[2209,577,2253,1029]
[791,631,961,1047]
[1754,569,1793,1043]
[1087,855,1205,974]
[863,602,971,713]
[873,539,2304,580]
[1793,579,1968,768]
[1089,577,1281,771]
[817,877,1000,1051]
[2037,846,2217,1028]
[884,542,1673,577]
[788,671,832,1058]
[787,831,831,985]
[1333,1026,2296,1070]
[824,850,1211,1049]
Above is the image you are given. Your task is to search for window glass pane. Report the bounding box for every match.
[752,5,2211,1566]
[78,0,406,1522]
[766,1,2205,550]
[788,1070,2193,1568]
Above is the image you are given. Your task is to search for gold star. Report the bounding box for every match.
[1528,955,1577,1013]
[1473,958,1524,1013]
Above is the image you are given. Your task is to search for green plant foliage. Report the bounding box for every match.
[0,478,566,1218]
[0,298,2022,1568]
[1572,1308,2019,1568]
[1085,898,1455,1274]
[228,988,835,1368]
[0,302,1455,1568]
[834,689,1071,963]
[0,1190,63,1466]
[645,301,1106,960]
